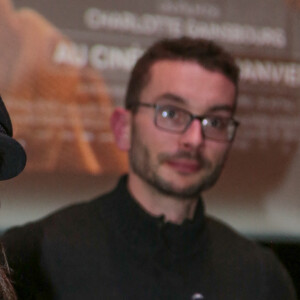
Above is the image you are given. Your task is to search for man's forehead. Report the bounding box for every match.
[149,59,199,73]
[147,59,236,89]
[144,61,236,106]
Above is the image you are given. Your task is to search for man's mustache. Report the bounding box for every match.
[158,151,212,168]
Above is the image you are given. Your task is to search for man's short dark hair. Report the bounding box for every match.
[125,36,240,111]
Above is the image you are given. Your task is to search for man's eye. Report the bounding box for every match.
[206,117,227,129]
[161,107,179,119]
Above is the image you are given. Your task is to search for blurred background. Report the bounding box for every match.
[0,0,299,295]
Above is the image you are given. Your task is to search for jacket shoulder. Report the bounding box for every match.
[205,216,297,299]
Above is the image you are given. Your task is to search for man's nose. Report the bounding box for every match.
[178,119,204,149]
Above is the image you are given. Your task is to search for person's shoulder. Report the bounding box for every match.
[205,215,297,299]
[205,215,258,247]
[0,188,117,280]
[42,190,111,226]
[1,188,113,244]
[205,215,275,260]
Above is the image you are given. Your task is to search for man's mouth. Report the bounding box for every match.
[165,159,202,174]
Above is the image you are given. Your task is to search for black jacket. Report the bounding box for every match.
[1,176,297,299]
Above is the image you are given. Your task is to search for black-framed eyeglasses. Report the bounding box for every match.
[133,102,239,142]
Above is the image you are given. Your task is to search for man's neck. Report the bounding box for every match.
[127,174,199,225]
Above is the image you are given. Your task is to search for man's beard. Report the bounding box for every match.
[129,126,226,199]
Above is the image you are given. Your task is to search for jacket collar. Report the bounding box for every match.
[100,175,207,258]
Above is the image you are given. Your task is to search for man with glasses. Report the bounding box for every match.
[1,37,296,299]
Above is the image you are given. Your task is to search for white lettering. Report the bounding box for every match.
[90,45,144,71]
[53,42,88,67]
[158,0,221,18]
[84,8,286,49]
[84,8,181,36]
[185,20,286,48]
[238,59,300,87]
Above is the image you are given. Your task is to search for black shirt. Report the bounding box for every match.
[1,176,297,299]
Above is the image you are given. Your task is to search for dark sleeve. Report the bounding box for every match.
[261,248,297,300]
[1,223,54,300]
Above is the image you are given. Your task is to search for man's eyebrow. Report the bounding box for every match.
[208,105,235,114]
[156,93,235,113]
[156,93,186,104]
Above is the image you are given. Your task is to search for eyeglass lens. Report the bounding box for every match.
[155,105,237,141]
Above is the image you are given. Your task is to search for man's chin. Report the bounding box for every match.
[149,177,202,199]
[158,186,202,199]
[151,170,220,198]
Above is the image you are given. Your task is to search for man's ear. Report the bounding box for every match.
[110,107,131,151]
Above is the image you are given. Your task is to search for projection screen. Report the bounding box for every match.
[0,0,299,241]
